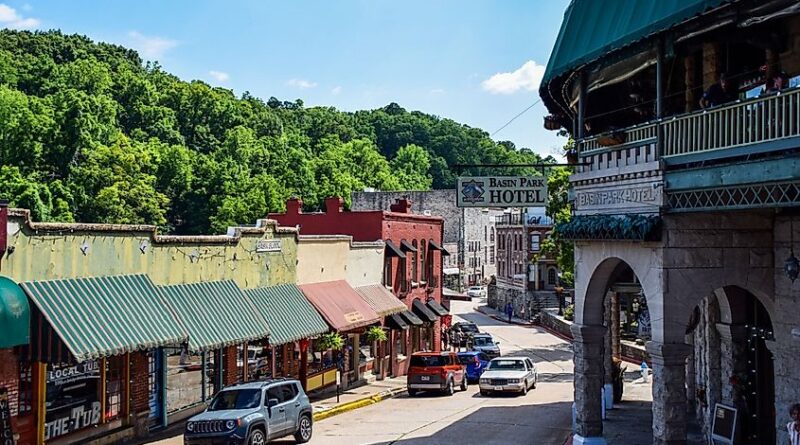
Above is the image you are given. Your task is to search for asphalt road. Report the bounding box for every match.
[291,299,575,445]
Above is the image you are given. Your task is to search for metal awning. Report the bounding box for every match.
[400,310,424,327]
[384,240,406,258]
[300,280,381,332]
[428,240,445,251]
[354,284,406,317]
[160,280,270,352]
[20,274,187,362]
[246,284,329,346]
[0,277,28,348]
[426,299,449,317]
[385,313,409,330]
[400,240,417,252]
[412,298,438,323]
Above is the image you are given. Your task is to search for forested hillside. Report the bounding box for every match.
[0,30,554,234]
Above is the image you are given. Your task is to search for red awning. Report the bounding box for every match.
[299,281,381,332]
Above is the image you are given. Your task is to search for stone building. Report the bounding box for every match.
[352,189,504,289]
[541,1,800,444]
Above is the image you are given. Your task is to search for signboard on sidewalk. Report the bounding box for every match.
[0,387,14,445]
[457,176,547,208]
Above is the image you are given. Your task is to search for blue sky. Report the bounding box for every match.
[2,0,570,157]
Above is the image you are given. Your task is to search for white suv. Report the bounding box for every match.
[467,286,485,298]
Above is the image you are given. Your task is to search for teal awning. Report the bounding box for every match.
[542,0,732,87]
[21,275,186,362]
[0,277,29,348]
[246,284,329,346]
[159,280,270,352]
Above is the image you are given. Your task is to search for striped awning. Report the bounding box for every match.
[159,280,270,352]
[354,284,406,317]
[20,275,187,362]
[246,284,329,346]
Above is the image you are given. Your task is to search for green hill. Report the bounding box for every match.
[0,30,554,234]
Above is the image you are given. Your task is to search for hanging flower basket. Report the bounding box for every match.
[365,326,388,342]
[543,115,562,131]
[316,332,345,351]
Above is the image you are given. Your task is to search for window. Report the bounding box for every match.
[411,240,418,282]
[548,268,557,285]
[484,226,487,242]
[531,234,541,251]
[490,227,495,243]
[399,257,407,292]
[383,257,393,287]
[420,240,427,283]
[18,362,32,415]
[209,389,262,411]
[105,355,124,421]
[281,383,298,402]
[490,247,495,264]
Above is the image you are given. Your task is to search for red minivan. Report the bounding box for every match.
[406,351,468,396]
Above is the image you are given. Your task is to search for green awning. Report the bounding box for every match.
[0,277,29,348]
[542,0,732,87]
[20,275,187,362]
[159,280,270,352]
[246,284,329,346]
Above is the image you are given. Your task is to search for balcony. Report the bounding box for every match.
[573,87,800,215]
[495,214,554,226]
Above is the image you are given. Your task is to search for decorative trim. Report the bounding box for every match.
[556,214,662,242]
[667,181,800,212]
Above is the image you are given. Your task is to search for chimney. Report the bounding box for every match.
[0,200,7,260]
[286,197,303,215]
[325,197,344,213]
[390,198,412,214]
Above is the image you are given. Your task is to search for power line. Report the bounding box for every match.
[491,99,542,137]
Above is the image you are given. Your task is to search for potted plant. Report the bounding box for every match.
[317,332,344,351]
[365,326,388,342]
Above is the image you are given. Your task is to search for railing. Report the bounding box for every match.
[577,87,800,160]
[663,87,800,157]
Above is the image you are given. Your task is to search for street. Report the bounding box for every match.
[297,299,574,445]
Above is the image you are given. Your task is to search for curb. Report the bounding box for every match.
[473,306,535,326]
[312,387,406,422]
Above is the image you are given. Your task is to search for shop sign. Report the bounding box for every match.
[256,239,282,253]
[0,388,13,445]
[44,361,101,440]
[344,312,364,324]
[457,176,547,208]
[638,309,651,338]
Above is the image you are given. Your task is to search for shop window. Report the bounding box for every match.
[359,334,373,364]
[165,346,205,413]
[203,351,217,401]
[242,342,271,381]
[411,328,421,353]
[44,361,102,441]
[105,356,124,421]
[395,330,407,359]
[17,362,32,416]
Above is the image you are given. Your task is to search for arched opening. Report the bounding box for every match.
[686,286,775,445]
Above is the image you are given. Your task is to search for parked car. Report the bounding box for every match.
[470,333,501,358]
[184,379,313,445]
[479,356,538,396]
[457,351,491,383]
[407,351,468,396]
[450,322,481,347]
[467,286,485,298]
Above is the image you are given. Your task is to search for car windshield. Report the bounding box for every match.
[488,360,525,371]
[410,355,448,367]
[473,337,492,346]
[460,324,479,333]
[208,389,261,411]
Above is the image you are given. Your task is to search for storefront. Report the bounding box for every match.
[245,284,330,391]
[299,280,381,390]
[354,284,408,379]
[411,298,444,352]
[157,280,270,425]
[17,274,187,444]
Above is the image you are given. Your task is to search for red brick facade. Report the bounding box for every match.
[130,351,150,415]
[0,348,20,416]
[224,346,239,386]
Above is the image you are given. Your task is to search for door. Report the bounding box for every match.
[266,385,287,438]
[450,354,465,385]
[281,383,301,432]
[147,349,164,428]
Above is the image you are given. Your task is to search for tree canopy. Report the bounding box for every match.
[0,30,558,233]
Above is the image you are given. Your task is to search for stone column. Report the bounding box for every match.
[572,324,608,445]
[647,342,692,445]
[610,292,621,360]
[603,292,614,411]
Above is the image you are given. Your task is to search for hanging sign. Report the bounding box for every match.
[44,361,102,440]
[0,387,14,445]
[256,239,282,253]
[711,403,737,444]
[457,176,547,208]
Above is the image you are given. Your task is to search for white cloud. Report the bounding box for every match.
[128,31,178,59]
[286,78,318,89]
[208,70,229,82]
[0,3,40,29]
[482,60,545,95]
[331,86,342,95]
[430,88,445,95]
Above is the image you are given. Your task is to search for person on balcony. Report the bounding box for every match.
[700,73,737,108]
[765,71,790,94]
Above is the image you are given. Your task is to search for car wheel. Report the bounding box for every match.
[445,379,454,396]
[460,377,468,391]
[531,379,537,389]
[294,414,313,443]
[521,381,528,395]
[408,389,417,397]
[480,389,490,397]
[248,427,266,445]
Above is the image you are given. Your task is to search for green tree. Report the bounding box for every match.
[391,144,433,190]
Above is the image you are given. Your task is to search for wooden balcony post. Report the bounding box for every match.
[577,70,586,140]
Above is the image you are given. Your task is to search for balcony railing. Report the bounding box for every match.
[577,87,800,160]
[663,87,800,157]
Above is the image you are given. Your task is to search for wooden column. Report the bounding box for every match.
[123,353,131,426]
[282,344,289,378]
[32,362,45,445]
[270,346,277,378]
[99,358,107,423]
[299,340,309,391]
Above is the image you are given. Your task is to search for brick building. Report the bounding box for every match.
[270,197,448,376]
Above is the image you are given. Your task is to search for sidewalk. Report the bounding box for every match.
[310,375,407,421]
[474,304,536,326]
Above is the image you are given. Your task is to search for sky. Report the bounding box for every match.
[1,0,571,158]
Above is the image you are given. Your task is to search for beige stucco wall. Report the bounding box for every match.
[296,235,384,286]
[2,209,298,289]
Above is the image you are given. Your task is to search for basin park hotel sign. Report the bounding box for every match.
[456,176,548,208]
